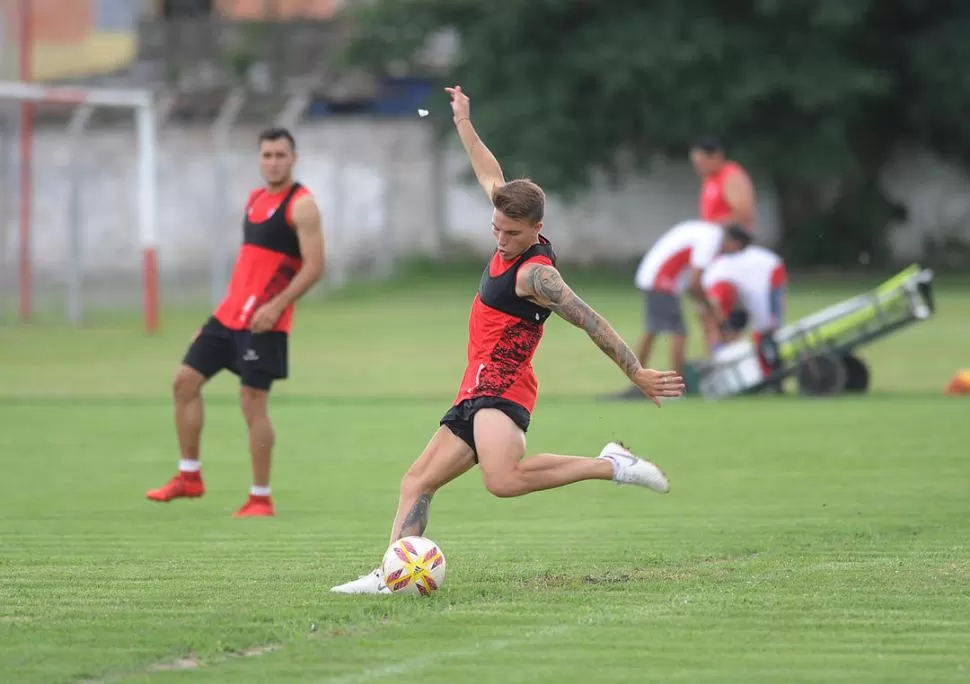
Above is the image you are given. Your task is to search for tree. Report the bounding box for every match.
[344,0,970,266]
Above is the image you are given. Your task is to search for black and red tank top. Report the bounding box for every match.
[453,235,557,413]
[214,182,309,333]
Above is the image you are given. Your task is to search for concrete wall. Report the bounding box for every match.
[2,118,969,302]
[445,151,782,264]
[880,144,970,260]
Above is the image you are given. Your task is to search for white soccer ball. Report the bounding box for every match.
[381,536,446,596]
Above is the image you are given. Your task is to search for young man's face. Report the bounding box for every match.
[491,210,541,260]
[259,138,295,186]
[689,148,723,178]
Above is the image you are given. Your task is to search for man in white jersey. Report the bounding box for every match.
[702,225,788,380]
[629,220,724,383]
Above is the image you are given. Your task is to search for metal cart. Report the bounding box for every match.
[693,265,937,399]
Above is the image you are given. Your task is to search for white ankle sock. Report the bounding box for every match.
[250,485,271,497]
[179,459,201,473]
[601,455,620,479]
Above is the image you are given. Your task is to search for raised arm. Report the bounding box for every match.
[517,263,685,405]
[445,85,505,199]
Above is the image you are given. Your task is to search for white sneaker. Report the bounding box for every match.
[598,441,670,493]
[329,568,390,595]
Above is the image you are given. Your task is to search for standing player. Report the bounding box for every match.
[702,225,788,380]
[690,138,756,233]
[628,219,724,387]
[330,85,684,595]
[146,127,325,517]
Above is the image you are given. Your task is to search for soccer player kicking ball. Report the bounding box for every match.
[331,86,685,594]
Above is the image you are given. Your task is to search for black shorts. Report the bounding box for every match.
[182,316,288,391]
[440,396,531,462]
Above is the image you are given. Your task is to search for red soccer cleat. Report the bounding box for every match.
[146,473,205,502]
[234,495,275,518]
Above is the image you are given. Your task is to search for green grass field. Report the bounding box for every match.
[1,270,968,683]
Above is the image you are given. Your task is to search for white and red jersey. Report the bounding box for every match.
[634,220,724,294]
[702,245,788,332]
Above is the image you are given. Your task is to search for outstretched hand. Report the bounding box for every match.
[444,85,470,123]
[632,368,686,407]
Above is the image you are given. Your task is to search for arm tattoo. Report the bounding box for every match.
[396,493,432,540]
[527,266,641,379]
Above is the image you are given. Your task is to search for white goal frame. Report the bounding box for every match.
[0,80,159,333]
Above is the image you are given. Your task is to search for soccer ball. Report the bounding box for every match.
[381,536,446,596]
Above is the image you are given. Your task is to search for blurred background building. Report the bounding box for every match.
[1,1,968,323]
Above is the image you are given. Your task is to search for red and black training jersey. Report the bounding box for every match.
[213,182,310,334]
[454,235,557,413]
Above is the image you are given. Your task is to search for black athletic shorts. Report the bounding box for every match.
[440,396,531,462]
[182,316,288,391]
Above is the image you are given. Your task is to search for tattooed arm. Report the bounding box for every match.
[517,263,642,379]
[517,263,686,404]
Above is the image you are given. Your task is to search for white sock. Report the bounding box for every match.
[179,459,201,473]
[600,455,620,479]
[250,485,271,497]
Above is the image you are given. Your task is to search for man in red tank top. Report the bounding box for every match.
[690,137,756,233]
[331,86,686,595]
[146,127,325,517]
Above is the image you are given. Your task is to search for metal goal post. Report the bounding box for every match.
[0,80,158,333]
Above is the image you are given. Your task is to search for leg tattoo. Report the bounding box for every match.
[397,493,432,540]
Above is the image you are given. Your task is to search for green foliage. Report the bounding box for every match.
[344,0,970,266]
[903,12,970,168]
